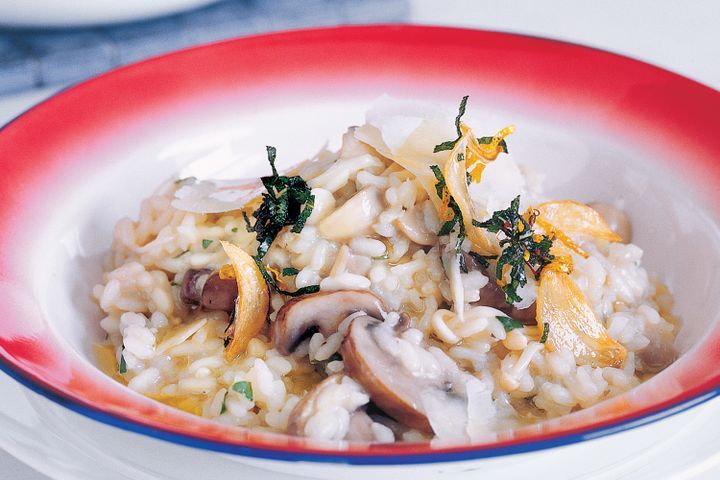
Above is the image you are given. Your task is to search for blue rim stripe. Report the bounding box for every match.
[1,354,719,465]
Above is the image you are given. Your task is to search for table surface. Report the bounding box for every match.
[1,1,718,478]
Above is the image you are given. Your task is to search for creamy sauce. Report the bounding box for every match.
[94,343,127,385]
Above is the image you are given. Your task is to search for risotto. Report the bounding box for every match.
[93,96,679,443]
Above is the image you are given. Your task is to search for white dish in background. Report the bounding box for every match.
[0,0,218,28]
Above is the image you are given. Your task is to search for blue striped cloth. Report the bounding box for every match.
[0,0,409,95]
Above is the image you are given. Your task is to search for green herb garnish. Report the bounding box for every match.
[222,381,254,413]
[282,267,299,276]
[253,257,320,297]
[457,249,468,274]
[119,345,127,374]
[231,381,254,401]
[243,146,319,296]
[231,227,239,233]
[497,315,524,332]
[473,196,554,304]
[245,146,315,259]
[540,322,550,344]
[174,249,189,258]
[371,252,389,261]
[430,165,464,238]
[434,96,468,152]
[201,239,213,249]
[429,164,467,263]
[433,97,510,156]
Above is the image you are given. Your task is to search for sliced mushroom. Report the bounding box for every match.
[342,316,436,433]
[180,269,238,314]
[180,268,212,305]
[201,273,238,312]
[342,316,476,439]
[272,290,386,355]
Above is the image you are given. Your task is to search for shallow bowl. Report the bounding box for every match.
[0,26,719,478]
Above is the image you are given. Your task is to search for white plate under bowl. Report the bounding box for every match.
[2,369,720,479]
[0,0,218,28]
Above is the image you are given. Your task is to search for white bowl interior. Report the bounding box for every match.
[32,96,720,378]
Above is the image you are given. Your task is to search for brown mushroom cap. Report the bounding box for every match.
[272,290,386,355]
[342,316,436,433]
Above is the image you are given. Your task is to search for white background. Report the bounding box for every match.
[1,1,718,478]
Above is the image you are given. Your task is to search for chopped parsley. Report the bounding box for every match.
[473,196,554,304]
[497,315,524,332]
[540,322,550,344]
[231,381,254,401]
[119,345,127,374]
[243,146,319,296]
[231,227,239,233]
[282,267,299,276]
[201,239,213,249]
[221,381,254,413]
